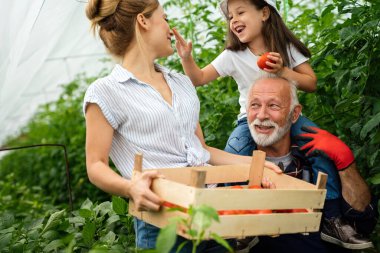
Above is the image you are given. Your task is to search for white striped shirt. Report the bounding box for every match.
[83,64,210,179]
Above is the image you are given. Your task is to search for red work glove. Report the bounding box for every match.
[297,126,354,171]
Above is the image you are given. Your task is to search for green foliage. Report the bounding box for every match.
[0,197,136,252]
[0,70,111,208]
[155,205,233,253]
[289,1,380,248]
[294,0,380,190]
[0,173,56,221]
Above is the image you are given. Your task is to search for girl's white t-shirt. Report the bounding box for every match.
[211,45,308,119]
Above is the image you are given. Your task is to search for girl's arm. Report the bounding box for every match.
[194,123,281,172]
[266,53,317,92]
[85,103,162,211]
[173,28,220,86]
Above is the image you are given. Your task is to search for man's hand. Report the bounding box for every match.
[297,126,354,171]
[264,160,283,174]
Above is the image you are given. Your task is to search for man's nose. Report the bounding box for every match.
[256,106,268,120]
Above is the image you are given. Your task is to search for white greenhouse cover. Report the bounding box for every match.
[0,0,113,145]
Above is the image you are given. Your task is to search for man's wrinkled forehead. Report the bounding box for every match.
[250,78,290,100]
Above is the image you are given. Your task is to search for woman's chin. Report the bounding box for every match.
[160,47,174,58]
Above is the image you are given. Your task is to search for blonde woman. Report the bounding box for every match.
[84,0,279,252]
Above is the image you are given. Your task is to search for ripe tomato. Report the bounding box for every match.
[257,52,275,70]
[291,208,308,213]
[248,185,262,189]
[162,201,176,208]
[246,209,272,214]
[230,185,244,189]
[162,201,187,213]
[274,209,308,213]
[218,210,238,215]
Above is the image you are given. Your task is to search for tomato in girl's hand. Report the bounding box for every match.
[257,52,275,70]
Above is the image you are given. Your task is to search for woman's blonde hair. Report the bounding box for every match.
[86,0,159,57]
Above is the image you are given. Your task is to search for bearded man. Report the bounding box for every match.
[245,76,377,253]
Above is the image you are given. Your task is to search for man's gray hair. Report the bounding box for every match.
[246,73,299,111]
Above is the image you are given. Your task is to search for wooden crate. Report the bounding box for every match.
[129,151,327,239]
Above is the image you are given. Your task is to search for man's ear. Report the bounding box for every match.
[262,6,271,22]
[291,104,302,123]
[136,13,149,30]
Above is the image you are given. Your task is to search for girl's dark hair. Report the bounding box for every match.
[226,0,311,67]
[86,0,159,58]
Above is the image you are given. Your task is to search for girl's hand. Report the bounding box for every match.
[172,28,192,60]
[264,52,284,75]
[128,170,163,212]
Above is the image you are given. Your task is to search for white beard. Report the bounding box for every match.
[248,117,292,147]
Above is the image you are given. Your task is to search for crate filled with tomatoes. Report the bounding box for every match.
[129,151,327,239]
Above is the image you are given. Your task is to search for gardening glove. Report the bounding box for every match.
[297,126,354,171]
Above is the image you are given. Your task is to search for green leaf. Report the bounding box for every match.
[106,214,120,226]
[101,231,116,245]
[369,173,380,185]
[81,199,94,209]
[210,233,234,253]
[112,196,127,215]
[369,150,379,167]
[43,239,64,252]
[0,227,15,234]
[0,213,15,228]
[156,222,177,253]
[79,209,94,219]
[360,112,380,139]
[82,221,96,245]
[0,233,12,249]
[42,209,66,234]
[194,205,219,223]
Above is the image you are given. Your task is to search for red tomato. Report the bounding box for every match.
[162,201,176,208]
[291,209,308,213]
[248,185,262,189]
[274,209,308,213]
[257,52,275,70]
[162,201,187,213]
[246,209,272,214]
[218,210,238,215]
[230,185,244,189]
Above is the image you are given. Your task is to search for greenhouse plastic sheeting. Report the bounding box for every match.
[0,0,113,145]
